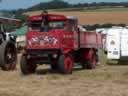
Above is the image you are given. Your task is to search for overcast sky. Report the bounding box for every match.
[0,0,128,10]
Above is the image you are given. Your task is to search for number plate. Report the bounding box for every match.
[113,51,118,55]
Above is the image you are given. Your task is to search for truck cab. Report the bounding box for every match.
[26,14,78,50]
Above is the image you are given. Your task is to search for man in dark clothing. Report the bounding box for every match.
[40,10,49,32]
[41,10,48,25]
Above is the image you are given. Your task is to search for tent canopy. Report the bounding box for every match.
[11,26,27,36]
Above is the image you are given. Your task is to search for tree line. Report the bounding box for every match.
[25,0,128,11]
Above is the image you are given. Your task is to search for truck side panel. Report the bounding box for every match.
[61,32,74,49]
[80,32,102,48]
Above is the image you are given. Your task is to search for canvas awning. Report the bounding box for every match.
[11,26,27,36]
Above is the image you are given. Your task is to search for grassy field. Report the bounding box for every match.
[0,51,128,96]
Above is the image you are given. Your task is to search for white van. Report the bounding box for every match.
[106,28,128,60]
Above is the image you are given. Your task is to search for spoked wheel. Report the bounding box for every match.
[20,55,37,75]
[58,54,73,74]
[82,49,96,69]
[86,50,96,69]
[0,41,17,71]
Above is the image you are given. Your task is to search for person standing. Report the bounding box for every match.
[40,10,49,32]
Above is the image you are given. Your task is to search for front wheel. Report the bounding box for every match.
[58,54,73,74]
[20,55,37,75]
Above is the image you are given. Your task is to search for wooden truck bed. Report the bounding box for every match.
[80,32,102,48]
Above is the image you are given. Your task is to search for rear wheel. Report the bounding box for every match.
[0,41,17,71]
[87,50,96,69]
[82,50,96,69]
[20,55,37,75]
[58,54,73,74]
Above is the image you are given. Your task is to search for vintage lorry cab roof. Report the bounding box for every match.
[27,14,78,33]
[28,14,77,21]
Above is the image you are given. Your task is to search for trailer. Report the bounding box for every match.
[20,13,102,74]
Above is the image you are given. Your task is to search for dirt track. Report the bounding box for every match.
[0,52,128,96]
